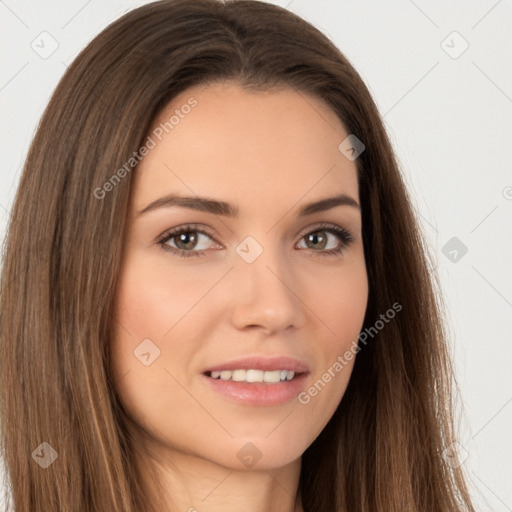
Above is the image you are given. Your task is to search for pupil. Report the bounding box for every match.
[177,232,197,249]
[308,231,326,250]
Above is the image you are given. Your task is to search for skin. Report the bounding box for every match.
[111,82,368,512]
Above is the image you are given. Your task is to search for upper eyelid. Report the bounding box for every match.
[157,224,217,243]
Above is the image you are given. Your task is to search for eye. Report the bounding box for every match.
[157,224,220,258]
[296,223,355,257]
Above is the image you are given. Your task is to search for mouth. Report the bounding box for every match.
[204,369,302,384]
[202,369,309,406]
[201,355,310,405]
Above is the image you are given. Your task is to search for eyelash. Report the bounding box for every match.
[156,222,355,259]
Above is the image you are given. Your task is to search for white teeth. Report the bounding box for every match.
[246,369,264,382]
[208,369,295,383]
[232,369,246,382]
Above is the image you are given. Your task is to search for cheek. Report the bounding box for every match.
[110,253,223,405]
[324,277,368,343]
[113,253,219,339]
[109,260,206,445]
[311,256,368,344]
[299,260,368,418]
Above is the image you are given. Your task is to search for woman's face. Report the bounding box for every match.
[111,82,368,471]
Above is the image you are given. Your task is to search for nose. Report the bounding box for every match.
[229,245,307,334]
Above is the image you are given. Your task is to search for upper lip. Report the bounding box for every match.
[203,355,310,374]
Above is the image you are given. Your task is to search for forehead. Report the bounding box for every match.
[131,83,359,216]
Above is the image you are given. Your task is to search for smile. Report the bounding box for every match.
[207,369,296,383]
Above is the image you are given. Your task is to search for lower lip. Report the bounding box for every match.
[202,372,309,406]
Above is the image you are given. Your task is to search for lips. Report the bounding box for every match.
[202,370,310,406]
[203,355,310,375]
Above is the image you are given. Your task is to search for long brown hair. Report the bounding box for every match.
[0,1,477,510]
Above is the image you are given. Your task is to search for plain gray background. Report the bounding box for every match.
[1,0,511,510]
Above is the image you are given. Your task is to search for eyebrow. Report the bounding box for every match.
[137,193,360,218]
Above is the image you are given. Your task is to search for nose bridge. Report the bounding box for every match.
[229,235,306,332]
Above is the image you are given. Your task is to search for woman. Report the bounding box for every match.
[0,0,477,510]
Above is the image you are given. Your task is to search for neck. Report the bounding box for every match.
[134,443,304,512]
